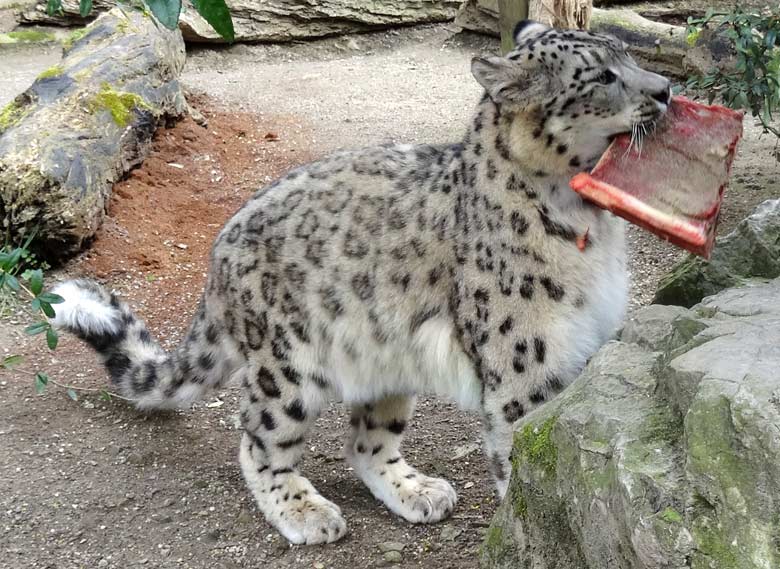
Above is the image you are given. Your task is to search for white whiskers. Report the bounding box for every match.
[623,119,657,159]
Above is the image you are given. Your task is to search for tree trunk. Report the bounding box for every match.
[529,0,592,29]
[498,0,529,54]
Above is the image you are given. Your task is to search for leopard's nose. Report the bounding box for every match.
[651,84,672,107]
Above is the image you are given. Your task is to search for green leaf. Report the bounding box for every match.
[38,292,64,304]
[25,321,49,336]
[192,0,234,41]
[144,0,182,30]
[766,30,777,48]
[4,273,19,292]
[45,0,61,16]
[29,269,43,296]
[67,388,78,401]
[2,248,22,272]
[79,0,92,17]
[40,301,56,318]
[99,390,112,402]
[35,372,49,394]
[46,327,59,350]
[31,298,41,312]
[1,355,24,369]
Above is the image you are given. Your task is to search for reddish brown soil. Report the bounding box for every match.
[74,96,314,333]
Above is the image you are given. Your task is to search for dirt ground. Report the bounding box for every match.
[2,24,780,569]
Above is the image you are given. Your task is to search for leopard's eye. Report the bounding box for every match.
[597,70,617,84]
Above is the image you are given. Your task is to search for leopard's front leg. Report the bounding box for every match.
[456,278,572,497]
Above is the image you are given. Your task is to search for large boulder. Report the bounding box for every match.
[0,8,186,259]
[21,0,462,42]
[179,0,461,43]
[654,199,780,307]
[483,278,780,568]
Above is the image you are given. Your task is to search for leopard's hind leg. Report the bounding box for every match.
[237,356,347,545]
[346,395,457,523]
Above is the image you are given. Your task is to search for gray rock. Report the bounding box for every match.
[378,541,406,553]
[483,278,780,568]
[181,0,461,43]
[382,550,403,564]
[654,199,780,308]
[23,0,461,42]
[0,8,186,259]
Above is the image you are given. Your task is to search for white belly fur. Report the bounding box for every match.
[289,248,626,411]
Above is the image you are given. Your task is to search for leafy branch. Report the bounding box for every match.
[0,240,124,402]
[687,7,780,138]
[46,0,236,41]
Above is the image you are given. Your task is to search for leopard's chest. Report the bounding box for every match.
[544,214,628,380]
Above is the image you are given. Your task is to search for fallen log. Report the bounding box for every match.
[0,7,187,260]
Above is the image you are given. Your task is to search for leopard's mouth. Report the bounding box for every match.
[611,114,662,142]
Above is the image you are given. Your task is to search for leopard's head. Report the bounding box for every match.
[471,21,671,173]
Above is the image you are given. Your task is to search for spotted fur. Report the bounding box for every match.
[52,21,670,544]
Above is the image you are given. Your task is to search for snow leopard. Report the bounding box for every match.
[52,21,671,544]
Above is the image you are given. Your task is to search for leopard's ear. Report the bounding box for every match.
[470,56,550,107]
[513,20,550,46]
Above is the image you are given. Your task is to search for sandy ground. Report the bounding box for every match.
[1,24,780,569]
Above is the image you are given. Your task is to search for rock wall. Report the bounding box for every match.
[0,8,186,259]
[483,274,780,568]
[22,0,462,42]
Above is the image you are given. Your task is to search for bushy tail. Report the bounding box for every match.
[51,279,229,409]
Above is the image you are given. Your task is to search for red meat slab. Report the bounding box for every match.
[570,97,744,258]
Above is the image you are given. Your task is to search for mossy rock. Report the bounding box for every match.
[484,278,780,568]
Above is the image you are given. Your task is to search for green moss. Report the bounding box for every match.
[89,83,151,127]
[694,306,718,319]
[485,525,504,550]
[686,29,701,47]
[6,29,56,43]
[661,507,683,524]
[643,407,683,444]
[73,69,92,82]
[671,316,708,345]
[0,99,29,132]
[692,517,738,568]
[516,416,558,476]
[37,65,64,80]
[513,493,527,518]
[62,27,89,50]
[687,396,745,489]
[481,524,513,565]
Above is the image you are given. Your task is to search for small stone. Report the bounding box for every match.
[440,525,462,541]
[463,481,474,489]
[126,453,144,465]
[451,443,480,461]
[97,559,108,568]
[382,551,402,564]
[378,542,405,553]
[236,509,253,524]
[313,563,324,569]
